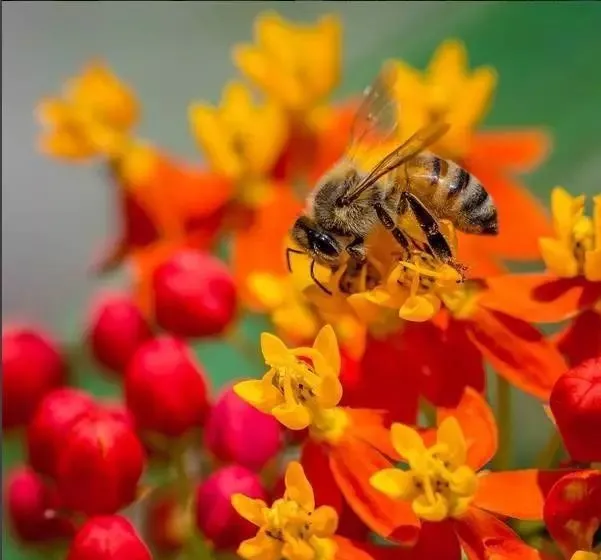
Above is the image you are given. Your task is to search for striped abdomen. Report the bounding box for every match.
[403,153,498,235]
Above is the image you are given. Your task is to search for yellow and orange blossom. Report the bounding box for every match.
[232,461,338,560]
[540,187,601,281]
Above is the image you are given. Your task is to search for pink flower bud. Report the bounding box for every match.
[67,515,151,560]
[195,465,266,551]
[550,356,601,463]
[86,291,152,375]
[27,388,96,478]
[152,250,237,338]
[5,466,74,543]
[205,385,282,471]
[144,492,189,553]
[2,326,67,430]
[125,336,210,437]
[57,410,145,515]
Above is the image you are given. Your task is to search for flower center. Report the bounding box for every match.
[395,252,464,299]
[271,362,319,405]
[403,443,477,522]
[571,215,594,274]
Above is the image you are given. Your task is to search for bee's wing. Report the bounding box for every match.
[341,120,450,205]
[345,64,400,163]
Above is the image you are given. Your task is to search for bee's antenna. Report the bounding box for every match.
[310,260,332,296]
[285,247,304,272]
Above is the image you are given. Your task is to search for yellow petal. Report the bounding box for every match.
[436,417,467,467]
[231,494,268,526]
[234,378,280,413]
[261,332,293,367]
[311,505,339,537]
[398,294,440,322]
[551,186,585,242]
[412,492,449,522]
[390,423,426,458]
[539,237,579,278]
[454,66,497,130]
[284,461,315,511]
[312,324,341,377]
[310,537,337,560]
[593,195,601,250]
[315,374,343,409]
[272,400,312,431]
[248,274,287,310]
[570,553,599,560]
[584,249,601,281]
[448,465,478,497]
[38,131,96,160]
[238,530,282,560]
[282,537,315,560]
[370,468,416,500]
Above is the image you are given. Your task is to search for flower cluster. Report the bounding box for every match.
[3,9,600,560]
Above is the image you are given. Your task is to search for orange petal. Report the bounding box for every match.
[457,234,507,279]
[481,274,601,323]
[300,440,344,512]
[461,159,552,261]
[343,408,399,461]
[332,536,392,560]
[454,507,522,560]
[554,309,601,368]
[466,307,568,400]
[327,425,421,545]
[482,537,551,560]
[474,469,576,521]
[543,469,601,558]
[437,388,497,471]
[231,185,303,309]
[470,129,551,174]
[390,520,462,560]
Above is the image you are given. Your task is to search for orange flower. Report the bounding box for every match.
[481,188,601,367]
[387,39,552,268]
[543,470,601,559]
[370,388,575,559]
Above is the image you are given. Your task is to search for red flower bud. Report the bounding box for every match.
[125,336,210,437]
[205,385,282,471]
[67,515,151,560]
[99,400,136,429]
[195,465,266,551]
[550,356,601,463]
[27,388,95,477]
[2,326,67,430]
[144,492,189,553]
[86,291,152,375]
[152,250,237,338]
[5,466,74,543]
[57,410,145,515]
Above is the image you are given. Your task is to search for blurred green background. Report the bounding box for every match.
[3,2,601,558]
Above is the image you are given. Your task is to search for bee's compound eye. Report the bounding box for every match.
[310,231,339,257]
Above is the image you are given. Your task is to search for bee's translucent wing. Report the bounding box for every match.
[346,64,400,162]
[341,120,450,204]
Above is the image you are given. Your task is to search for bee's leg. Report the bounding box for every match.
[310,260,332,296]
[400,192,453,262]
[286,247,305,272]
[374,202,411,253]
[346,236,367,264]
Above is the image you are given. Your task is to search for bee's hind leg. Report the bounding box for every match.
[399,192,453,263]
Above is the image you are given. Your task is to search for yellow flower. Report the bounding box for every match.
[370,417,477,522]
[189,81,287,207]
[37,61,139,160]
[234,325,343,430]
[248,273,320,344]
[387,39,497,159]
[233,12,341,114]
[232,461,338,560]
[539,187,601,281]
[570,553,600,560]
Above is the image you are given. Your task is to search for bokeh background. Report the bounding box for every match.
[3,2,601,559]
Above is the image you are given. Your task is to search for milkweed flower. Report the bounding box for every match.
[370,388,573,559]
[234,325,418,543]
[231,461,383,560]
[482,188,601,368]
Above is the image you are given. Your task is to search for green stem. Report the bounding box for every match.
[494,376,512,470]
[419,398,437,428]
[535,430,562,470]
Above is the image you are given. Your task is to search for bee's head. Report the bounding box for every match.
[290,216,342,267]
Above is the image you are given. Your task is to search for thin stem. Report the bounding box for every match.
[420,398,437,428]
[494,376,512,470]
[535,430,562,470]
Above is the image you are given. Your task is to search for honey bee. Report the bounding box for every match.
[288,65,498,294]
